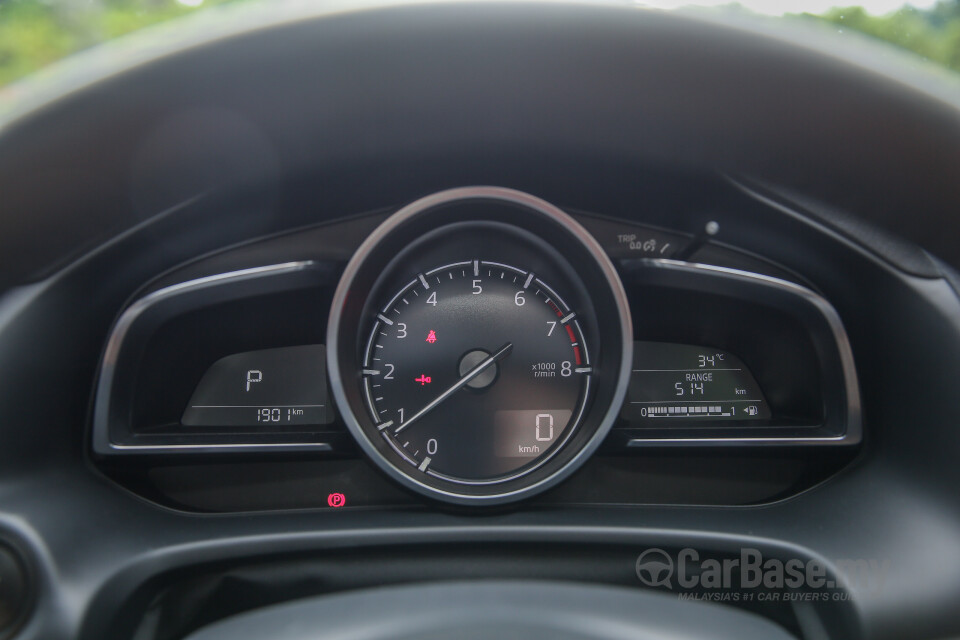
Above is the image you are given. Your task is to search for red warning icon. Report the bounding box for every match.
[426,330,437,343]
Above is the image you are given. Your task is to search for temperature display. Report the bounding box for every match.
[181,345,332,427]
[623,342,770,423]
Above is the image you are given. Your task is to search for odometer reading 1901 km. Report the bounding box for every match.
[362,260,591,485]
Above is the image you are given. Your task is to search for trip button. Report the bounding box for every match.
[575,215,692,260]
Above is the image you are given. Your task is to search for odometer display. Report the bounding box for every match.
[363,261,591,484]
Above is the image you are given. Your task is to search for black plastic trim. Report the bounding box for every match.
[92,261,337,454]
[619,259,861,446]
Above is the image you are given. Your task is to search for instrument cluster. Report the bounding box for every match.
[91,187,860,509]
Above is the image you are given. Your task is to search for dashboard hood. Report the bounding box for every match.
[0,1,959,290]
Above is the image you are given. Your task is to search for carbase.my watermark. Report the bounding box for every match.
[635,547,888,597]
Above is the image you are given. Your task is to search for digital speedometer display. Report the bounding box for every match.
[363,261,591,483]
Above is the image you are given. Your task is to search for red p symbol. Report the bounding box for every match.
[327,492,346,508]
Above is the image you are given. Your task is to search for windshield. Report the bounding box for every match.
[0,0,958,87]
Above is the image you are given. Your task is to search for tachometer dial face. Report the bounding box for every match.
[362,261,591,484]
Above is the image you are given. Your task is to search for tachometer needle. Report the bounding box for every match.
[393,342,513,435]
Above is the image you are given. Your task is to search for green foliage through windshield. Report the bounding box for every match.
[1,0,960,88]
[806,2,960,71]
[0,0,236,87]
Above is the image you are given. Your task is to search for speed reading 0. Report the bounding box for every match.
[362,261,591,484]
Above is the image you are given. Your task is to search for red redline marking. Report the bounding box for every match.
[565,325,576,342]
[573,346,582,365]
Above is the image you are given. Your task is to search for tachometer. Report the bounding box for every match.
[364,261,591,483]
[328,187,631,505]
